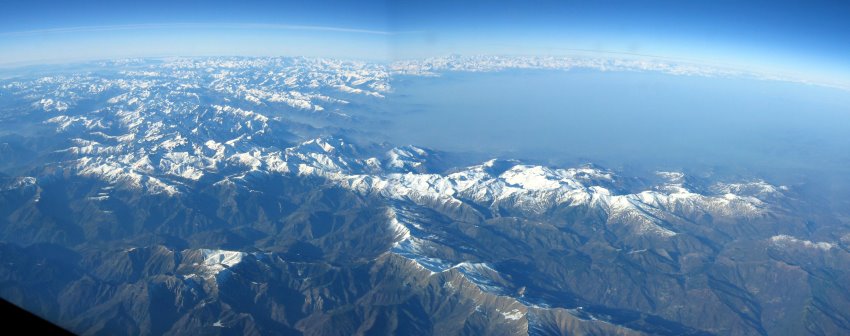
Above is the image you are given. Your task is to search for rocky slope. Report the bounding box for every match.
[1,57,849,335]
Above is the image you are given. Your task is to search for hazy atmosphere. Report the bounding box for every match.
[1,1,849,335]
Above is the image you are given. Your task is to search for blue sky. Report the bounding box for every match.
[0,0,848,86]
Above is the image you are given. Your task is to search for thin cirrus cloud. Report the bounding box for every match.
[0,22,416,37]
[0,22,414,65]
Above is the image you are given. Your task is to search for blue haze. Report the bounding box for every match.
[1,0,849,86]
[1,0,850,211]
[375,70,850,210]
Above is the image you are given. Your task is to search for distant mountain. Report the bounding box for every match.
[0,57,848,335]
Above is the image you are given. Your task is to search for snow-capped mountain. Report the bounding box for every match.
[1,57,849,336]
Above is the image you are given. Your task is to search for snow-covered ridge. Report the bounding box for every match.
[45,111,785,239]
[4,57,789,237]
[337,159,780,238]
[391,55,748,78]
[0,176,37,191]
[389,55,847,90]
[11,58,392,195]
[396,55,750,77]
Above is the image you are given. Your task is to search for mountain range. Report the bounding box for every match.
[1,56,849,335]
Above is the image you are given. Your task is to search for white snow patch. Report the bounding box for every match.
[770,235,834,251]
[200,249,247,276]
[498,308,525,321]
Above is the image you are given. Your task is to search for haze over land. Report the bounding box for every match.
[0,56,849,335]
[2,1,850,335]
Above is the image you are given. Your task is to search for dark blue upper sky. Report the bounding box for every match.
[0,0,848,85]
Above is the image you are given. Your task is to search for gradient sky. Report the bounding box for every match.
[1,0,848,86]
